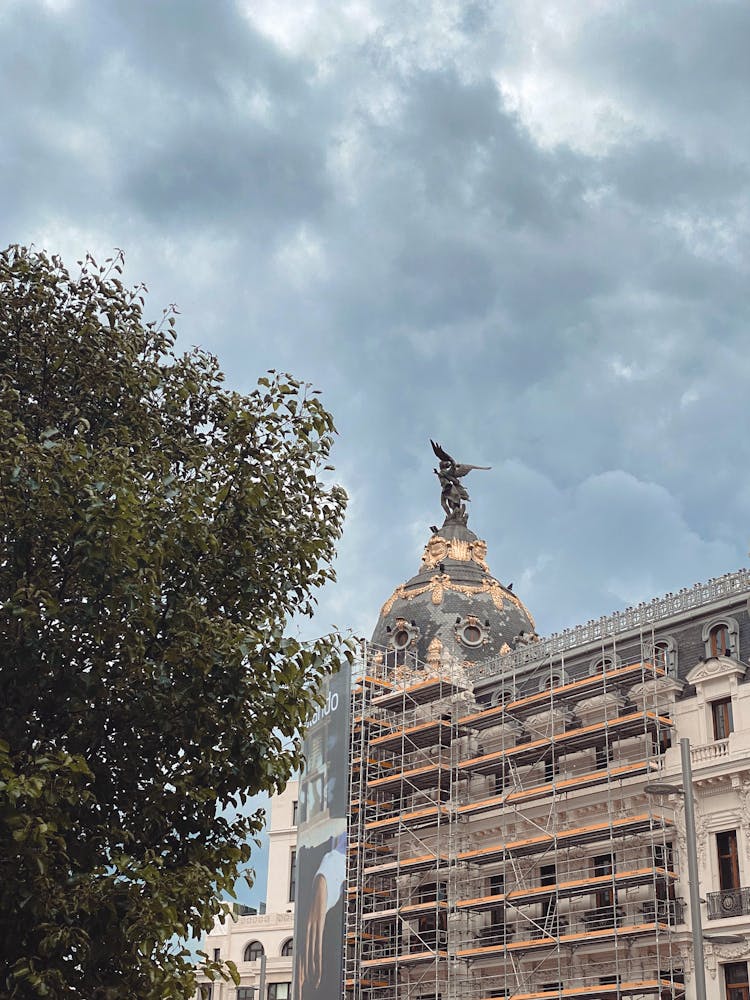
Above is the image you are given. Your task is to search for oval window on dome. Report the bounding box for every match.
[393,628,411,649]
[461,624,483,646]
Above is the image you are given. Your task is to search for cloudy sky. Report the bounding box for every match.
[3,0,750,647]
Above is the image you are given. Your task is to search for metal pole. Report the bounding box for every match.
[259,950,267,1000]
[681,737,707,1000]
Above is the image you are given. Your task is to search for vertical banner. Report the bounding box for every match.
[294,663,351,1000]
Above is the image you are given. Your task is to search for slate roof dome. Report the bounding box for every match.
[371,519,536,669]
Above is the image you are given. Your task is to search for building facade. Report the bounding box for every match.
[344,507,750,1000]
[196,780,298,1000]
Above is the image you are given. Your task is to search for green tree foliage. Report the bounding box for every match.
[0,245,348,998]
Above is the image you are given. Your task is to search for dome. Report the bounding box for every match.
[370,519,536,669]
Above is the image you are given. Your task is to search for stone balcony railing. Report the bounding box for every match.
[691,739,730,764]
[707,886,750,920]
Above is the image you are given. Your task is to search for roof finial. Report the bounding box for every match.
[430,440,491,525]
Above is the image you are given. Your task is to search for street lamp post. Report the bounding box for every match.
[646,738,707,1000]
[681,737,709,1000]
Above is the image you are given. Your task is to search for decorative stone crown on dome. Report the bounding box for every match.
[370,441,538,669]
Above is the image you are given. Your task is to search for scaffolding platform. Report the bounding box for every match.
[457,813,674,864]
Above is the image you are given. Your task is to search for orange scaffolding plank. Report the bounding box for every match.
[370,718,455,752]
[361,949,449,968]
[365,804,450,833]
[348,841,392,855]
[457,921,670,957]
[367,762,452,794]
[458,760,658,816]
[364,852,450,878]
[459,712,673,774]
[474,980,683,1000]
[456,866,677,911]
[459,662,665,730]
[372,677,466,711]
[457,813,673,864]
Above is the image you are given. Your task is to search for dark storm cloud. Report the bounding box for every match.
[1,0,749,642]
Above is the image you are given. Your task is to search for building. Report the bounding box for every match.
[344,492,750,1000]
[196,780,298,1000]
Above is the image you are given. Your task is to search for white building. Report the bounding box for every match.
[196,780,298,1000]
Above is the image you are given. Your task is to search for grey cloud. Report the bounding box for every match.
[1,0,749,641]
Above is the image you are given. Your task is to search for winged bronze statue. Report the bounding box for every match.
[430,440,490,522]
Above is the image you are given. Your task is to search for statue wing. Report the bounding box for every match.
[454,463,491,478]
[431,440,456,465]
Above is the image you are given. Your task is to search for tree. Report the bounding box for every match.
[0,245,348,999]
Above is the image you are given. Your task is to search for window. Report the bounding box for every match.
[653,842,675,901]
[703,618,740,660]
[489,873,505,896]
[717,831,741,890]
[724,963,749,1000]
[540,864,556,886]
[593,853,615,909]
[596,742,613,770]
[417,881,447,903]
[544,755,558,782]
[292,800,298,826]
[653,842,674,871]
[712,698,734,741]
[244,941,264,962]
[280,938,293,957]
[491,687,515,707]
[267,985,290,1000]
[289,849,297,903]
[653,641,670,673]
[237,990,255,1000]
[213,948,220,961]
[199,988,213,1000]
[592,657,614,674]
[541,673,563,691]
[711,623,731,658]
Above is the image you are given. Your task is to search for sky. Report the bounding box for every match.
[3,0,750,647]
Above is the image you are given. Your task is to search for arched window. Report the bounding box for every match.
[491,687,516,707]
[710,623,730,658]
[653,641,669,671]
[702,617,740,661]
[541,673,563,691]
[589,653,621,675]
[244,941,264,962]
[280,938,294,957]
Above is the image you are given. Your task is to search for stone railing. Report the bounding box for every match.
[469,568,750,682]
[707,886,750,920]
[691,739,730,764]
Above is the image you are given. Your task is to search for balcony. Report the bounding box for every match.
[691,740,730,765]
[707,886,750,919]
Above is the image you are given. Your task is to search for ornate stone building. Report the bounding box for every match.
[344,457,750,1000]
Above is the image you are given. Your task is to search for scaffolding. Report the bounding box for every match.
[345,632,686,1000]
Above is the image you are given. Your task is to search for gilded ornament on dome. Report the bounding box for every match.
[422,535,449,567]
[426,637,443,669]
[380,568,535,629]
[470,539,489,572]
[421,534,490,570]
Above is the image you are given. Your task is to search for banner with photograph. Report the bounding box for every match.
[293,664,351,999]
